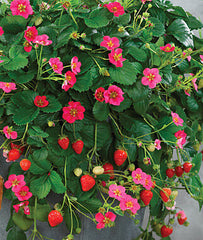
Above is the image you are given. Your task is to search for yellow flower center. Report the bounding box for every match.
[174,117,178,123]
[135,174,141,180]
[26,30,33,38]
[37,99,44,106]
[5,83,11,87]
[113,54,121,62]
[110,91,118,99]
[147,74,155,81]
[12,179,19,186]
[66,75,72,81]
[52,64,58,70]
[126,201,133,208]
[18,4,26,12]
[70,108,77,117]
[107,41,114,47]
[114,189,121,196]
[96,92,103,99]
[104,218,110,224]
[112,7,118,12]
[20,190,27,197]
[72,63,77,69]
[165,47,170,51]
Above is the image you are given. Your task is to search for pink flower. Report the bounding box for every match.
[176,210,186,218]
[108,184,126,201]
[62,101,85,123]
[171,112,184,126]
[175,130,187,149]
[166,201,176,210]
[182,52,191,62]
[10,0,33,19]
[132,168,146,185]
[0,82,17,93]
[142,174,153,190]
[3,126,18,139]
[62,1,71,10]
[104,85,124,106]
[4,174,26,192]
[95,87,105,102]
[100,36,120,50]
[190,74,198,92]
[160,44,175,52]
[23,40,32,52]
[24,26,38,42]
[200,55,203,63]
[108,48,126,67]
[71,56,81,75]
[104,2,125,17]
[3,149,9,158]
[49,58,64,74]
[15,186,32,201]
[0,60,4,64]
[119,195,140,214]
[33,34,52,46]
[13,201,30,215]
[95,212,116,229]
[62,71,76,91]
[34,96,49,108]
[154,139,161,150]
[141,68,162,89]
[0,26,4,36]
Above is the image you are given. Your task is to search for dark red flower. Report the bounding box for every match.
[34,96,49,108]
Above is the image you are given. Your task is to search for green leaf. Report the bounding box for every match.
[109,60,138,85]
[150,17,165,37]
[110,96,132,113]
[12,212,33,231]
[8,162,24,175]
[187,96,199,112]
[120,113,152,141]
[167,19,194,47]
[11,90,38,108]
[93,102,109,121]
[73,71,93,92]
[28,203,51,222]
[30,175,51,199]
[125,81,149,102]
[49,171,66,194]
[128,46,147,62]
[7,227,27,240]
[28,126,49,138]
[187,15,203,30]
[64,207,81,234]
[191,152,202,173]
[84,8,112,28]
[78,198,102,213]
[0,16,27,34]
[41,95,62,113]
[3,55,28,71]
[133,98,149,115]
[29,151,51,175]
[8,70,35,84]
[13,107,39,125]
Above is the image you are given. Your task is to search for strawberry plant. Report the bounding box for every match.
[0,0,203,239]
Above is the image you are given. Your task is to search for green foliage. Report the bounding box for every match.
[7,227,27,240]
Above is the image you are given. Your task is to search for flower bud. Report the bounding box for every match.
[35,16,43,26]
[183,221,190,227]
[148,4,152,8]
[75,228,81,234]
[169,218,175,225]
[99,207,105,213]
[128,163,135,171]
[67,234,74,240]
[143,12,149,18]
[74,168,82,177]
[118,26,125,32]
[70,31,80,40]
[81,33,86,38]
[79,45,85,50]
[99,67,110,76]
[48,121,55,127]
[93,166,104,175]
[198,124,201,131]
[145,43,150,49]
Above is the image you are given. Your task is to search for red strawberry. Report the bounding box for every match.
[140,190,153,205]
[58,136,69,150]
[103,163,114,179]
[114,149,127,166]
[175,166,184,177]
[72,140,84,154]
[48,210,63,227]
[80,175,96,192]
[177,215,187,225]
[183,162,192,173]
[20,159,31,171]
[166,168,175,178]
[160,188,171,202]
[10,143,25,154]
[161,225,173,238]
[8,149,21,162]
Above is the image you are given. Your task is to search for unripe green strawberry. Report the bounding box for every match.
[128,163,135,171]
[193,142,200,151]
[93,166,104,175]
[74,168,82,177]
[147,143,155,152]
[75,228,81,234]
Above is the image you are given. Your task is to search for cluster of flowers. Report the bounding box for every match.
[24,26,52,52]
[49,56,81,92]
[100,36,126,68]
[95,85,124,106]
[4,174,32,215]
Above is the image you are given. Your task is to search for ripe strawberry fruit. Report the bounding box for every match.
[183,162,192,173]
[48,210,63,227]
[140,190,153,205]
[10,143,25,154]
[72,140,84,154]
[58,136,69,150]
[20,159,31,171]
[8,149,21,162]
[175,166,184,177]
[114,149,127,166]
[177,215,187,225]
[103,163,114,179]
[160,188,171,202]
[166,168,175,178]
[161,225,173,238]
[80,175,96,192]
